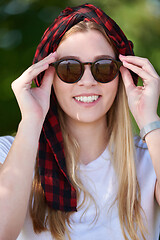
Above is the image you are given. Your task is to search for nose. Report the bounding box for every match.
[77,65,98,87]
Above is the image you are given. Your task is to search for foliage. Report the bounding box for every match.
[0,0,160,135]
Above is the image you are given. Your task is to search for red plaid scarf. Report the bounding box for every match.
[33,3,138,212]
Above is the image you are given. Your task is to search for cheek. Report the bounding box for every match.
[105,78,119,98]
[53,81,62,101]
[112,79,119,97]
[103,78,119,110]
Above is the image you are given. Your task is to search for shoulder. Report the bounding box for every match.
[0,135,15,164]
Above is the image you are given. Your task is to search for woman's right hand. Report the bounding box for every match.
[0,53,58,240]
[11,52,57,124]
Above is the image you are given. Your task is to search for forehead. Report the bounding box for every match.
[56,30,116,60]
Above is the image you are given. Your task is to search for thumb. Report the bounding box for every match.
[40,65,55,93]
[120,66,136,95]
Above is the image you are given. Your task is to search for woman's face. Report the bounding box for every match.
[53,30,119,126]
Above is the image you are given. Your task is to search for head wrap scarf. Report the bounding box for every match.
[33,3,138,212]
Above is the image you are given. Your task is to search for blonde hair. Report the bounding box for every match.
[29,21,147,240]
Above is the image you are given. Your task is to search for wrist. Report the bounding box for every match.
[18,119,43,142]
[140,119,160,141]
[137,114,160,130]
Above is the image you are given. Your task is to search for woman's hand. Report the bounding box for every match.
[11,52,57,124]
[0,53,58,240]
[119,55,160,129]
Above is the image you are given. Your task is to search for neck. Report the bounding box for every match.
[66,117,108,165]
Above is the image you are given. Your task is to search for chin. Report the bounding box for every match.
[68,113,107,125]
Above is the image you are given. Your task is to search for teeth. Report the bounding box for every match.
[74,95,99,103]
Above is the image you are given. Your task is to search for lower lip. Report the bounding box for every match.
[73,96,101,107]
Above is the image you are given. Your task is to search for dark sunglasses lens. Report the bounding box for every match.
[57,60,82,83]
[92,59,119,83]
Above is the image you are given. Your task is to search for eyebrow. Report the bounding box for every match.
[58,55,116,61]
[94,55,116,60]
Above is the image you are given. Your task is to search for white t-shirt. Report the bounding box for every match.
[0,135,160,240]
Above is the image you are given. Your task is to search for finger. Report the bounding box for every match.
[17,52,58,86]
[24,52,58,78]
[17,63,49,89]
[122,60,152,82]
[120,66,136,94]
[40,66,55,93]
[119,55,159,78]
[34,52,58,68]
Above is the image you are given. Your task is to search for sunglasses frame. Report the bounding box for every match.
[51,58,122,84]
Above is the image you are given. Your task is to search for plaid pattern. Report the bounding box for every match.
[38,91,77,211]
[33,3,138,212]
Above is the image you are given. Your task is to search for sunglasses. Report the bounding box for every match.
[51,58,122,84]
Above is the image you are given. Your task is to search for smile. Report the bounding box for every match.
[74,95,100,103]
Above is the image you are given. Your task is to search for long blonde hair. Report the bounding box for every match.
[29,21,146,240]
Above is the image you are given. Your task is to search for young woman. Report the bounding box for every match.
[0,4,160,240]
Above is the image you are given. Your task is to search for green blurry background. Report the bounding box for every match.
[0,0,160,136]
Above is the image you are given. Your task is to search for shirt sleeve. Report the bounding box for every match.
[134,135,156,183]
[0,136,15,164]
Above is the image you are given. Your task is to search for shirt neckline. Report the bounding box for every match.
[79,146,110,170]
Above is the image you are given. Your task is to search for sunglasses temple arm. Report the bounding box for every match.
[50,62,55,67]
[50,60,60,67]
[117,61,123,69]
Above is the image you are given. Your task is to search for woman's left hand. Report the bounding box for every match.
[119,55,160,129]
